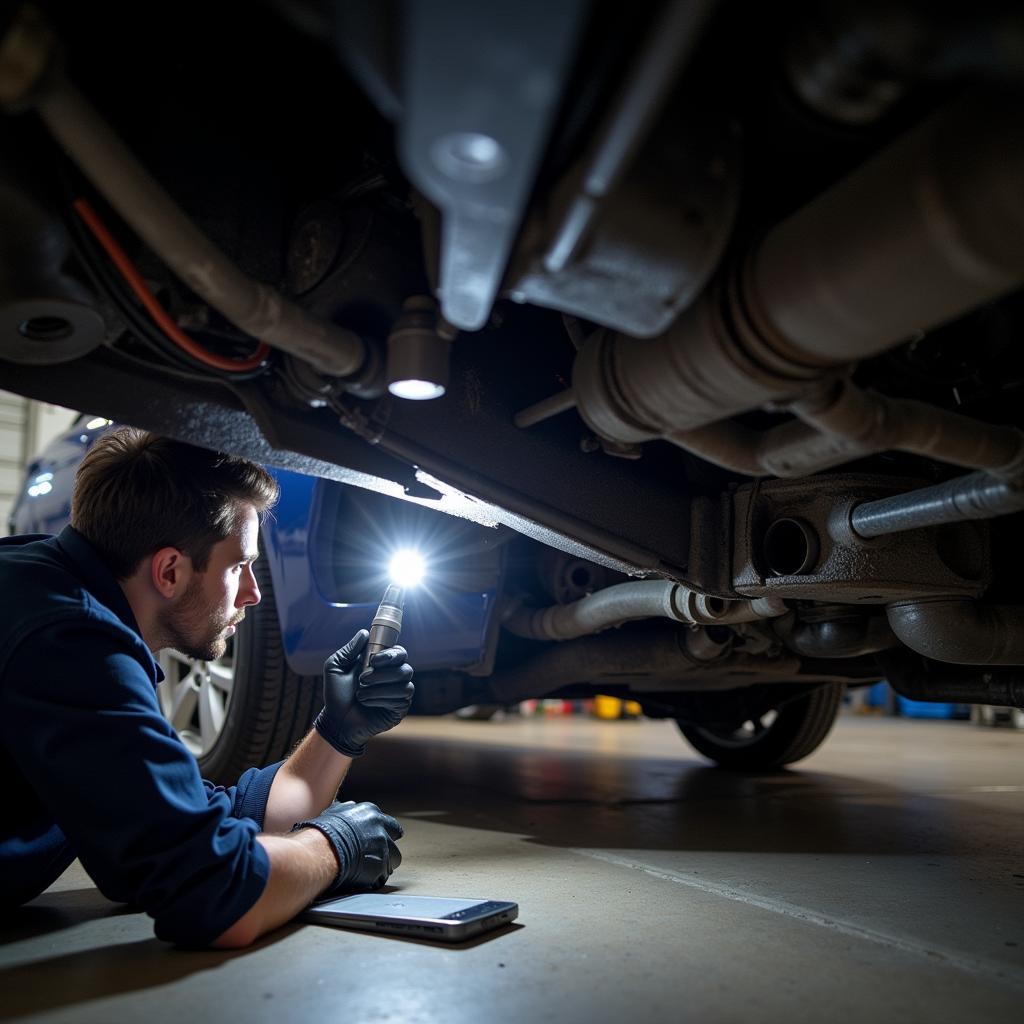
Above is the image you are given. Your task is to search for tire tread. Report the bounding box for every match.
[679,684,844,771]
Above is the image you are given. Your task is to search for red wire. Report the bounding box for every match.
[73,197,271,372]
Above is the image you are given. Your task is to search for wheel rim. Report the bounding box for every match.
[692,709,779,749]
[157,639,236,758]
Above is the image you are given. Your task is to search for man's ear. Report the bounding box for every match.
[150,547,192,599]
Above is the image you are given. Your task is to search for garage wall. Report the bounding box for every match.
[0,391,27,534]
[0,390,77,536]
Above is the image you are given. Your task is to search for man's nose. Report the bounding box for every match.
[239,565,261,607]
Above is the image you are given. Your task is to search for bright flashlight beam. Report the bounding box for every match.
[388,549,426,587]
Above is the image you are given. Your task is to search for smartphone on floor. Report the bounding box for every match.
[302,893,519,942]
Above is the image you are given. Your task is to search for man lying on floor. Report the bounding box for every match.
[0,427,414,946]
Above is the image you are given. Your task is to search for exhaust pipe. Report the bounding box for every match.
[887,598,1024,666]
[880,649,1024,707]
[574,92,1024,445]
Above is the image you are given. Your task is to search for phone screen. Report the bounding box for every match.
[315,894,490,920]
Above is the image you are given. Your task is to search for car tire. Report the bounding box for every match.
[159,558,322,785]
[677,684,844,771]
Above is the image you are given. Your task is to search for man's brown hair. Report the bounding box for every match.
[71,427,279,579]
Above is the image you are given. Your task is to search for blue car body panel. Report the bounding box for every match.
[260,467,498,675]
[9,420,498,677]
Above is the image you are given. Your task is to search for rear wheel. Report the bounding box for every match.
[677,684,844,770]
[157,558,321,785]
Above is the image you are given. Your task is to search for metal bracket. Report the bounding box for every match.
[398,0,587,331]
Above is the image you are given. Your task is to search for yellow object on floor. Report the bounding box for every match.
[594,695,621,719]
[594,696,643,719]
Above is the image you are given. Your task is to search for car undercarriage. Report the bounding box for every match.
[2,0,1023,766]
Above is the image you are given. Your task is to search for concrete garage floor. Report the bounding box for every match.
[2,713,1023,1023]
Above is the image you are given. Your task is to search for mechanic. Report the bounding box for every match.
[0,426,415,947]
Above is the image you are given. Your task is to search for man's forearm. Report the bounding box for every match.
[263,729,352,832]
[212,829,337,948]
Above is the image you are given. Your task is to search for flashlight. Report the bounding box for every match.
[362,583,406,672]
[362,550,425,671]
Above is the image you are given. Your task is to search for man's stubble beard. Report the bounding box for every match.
[161,574,236,662]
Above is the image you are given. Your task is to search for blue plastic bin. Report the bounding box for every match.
[896,696,969,719]
[866,682,889,707]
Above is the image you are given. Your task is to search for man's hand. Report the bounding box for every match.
[214,802,404,947]
[314,629,415,757]
[292,800,404,894]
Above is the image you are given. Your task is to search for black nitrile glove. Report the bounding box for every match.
[314,629,415,758]
[292,800,404,895]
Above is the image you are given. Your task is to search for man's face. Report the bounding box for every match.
[161,504,262,662]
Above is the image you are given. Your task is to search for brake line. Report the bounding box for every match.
[72,197,271,373]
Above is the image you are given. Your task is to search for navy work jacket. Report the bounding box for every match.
[0,526,280,945]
